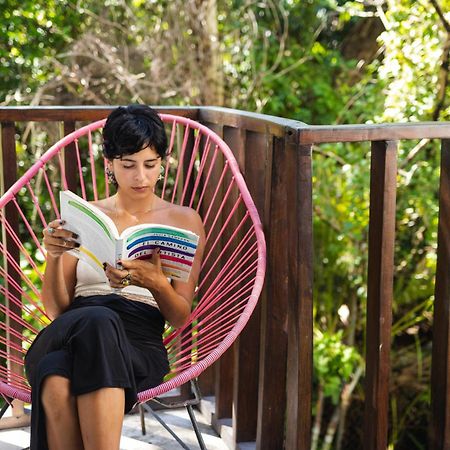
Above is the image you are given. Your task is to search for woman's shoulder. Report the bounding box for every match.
[158,201,204,234]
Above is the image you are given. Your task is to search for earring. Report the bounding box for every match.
[106,168,117,186]
[158,165,165,182]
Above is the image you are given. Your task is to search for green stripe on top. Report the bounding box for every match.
[127,227,198,243]
[68,200,114,243]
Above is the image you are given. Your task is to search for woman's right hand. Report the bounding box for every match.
[43,219,80,258]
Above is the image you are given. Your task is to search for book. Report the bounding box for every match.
[59,190,199,282]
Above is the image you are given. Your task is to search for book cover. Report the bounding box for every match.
[59,190,199,282]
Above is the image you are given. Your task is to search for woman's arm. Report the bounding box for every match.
[105,210,206,328]
[41,219,80,319]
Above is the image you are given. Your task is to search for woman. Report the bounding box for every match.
[25,105,205,450]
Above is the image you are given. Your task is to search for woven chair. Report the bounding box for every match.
[0,114,266,448]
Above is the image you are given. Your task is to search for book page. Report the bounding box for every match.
[120,224,199,282]
[60,191,119,274]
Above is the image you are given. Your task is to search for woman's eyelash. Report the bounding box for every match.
[122,165,156,169]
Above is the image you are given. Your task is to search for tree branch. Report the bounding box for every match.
[429,0,450,33]
[430,0,450,120]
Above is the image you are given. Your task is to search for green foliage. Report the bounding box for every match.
[221,0,359,123]
[1,0,449,447]
[0,0,85,103]
[375,0,450,122]
[314,328,362,404]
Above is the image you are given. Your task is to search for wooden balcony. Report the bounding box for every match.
[1,106,449,450]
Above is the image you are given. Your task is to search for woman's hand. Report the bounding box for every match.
[104,250,167,290]
[43,219,80,258]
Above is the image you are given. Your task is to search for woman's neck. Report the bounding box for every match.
[114,191,156,216]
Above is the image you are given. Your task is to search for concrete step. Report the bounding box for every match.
[0,400,229,450]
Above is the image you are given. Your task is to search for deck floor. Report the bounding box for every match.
[0,399,230,450]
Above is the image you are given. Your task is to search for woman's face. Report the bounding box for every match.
[109,146,161,195]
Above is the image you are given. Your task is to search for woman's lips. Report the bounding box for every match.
[132,186,148,192]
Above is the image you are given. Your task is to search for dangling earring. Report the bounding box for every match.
[106,168,117,186]
[158,165,165,182]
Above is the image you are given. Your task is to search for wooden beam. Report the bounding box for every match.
[0,121,25,421]
[430,138,450,450]
[298,122,450,144]
[286,134,314,450]
[63,121,78,193]
[363,140,397,450]
[0,106,199,122]
[233,130,268,443]
[256,135,288,450]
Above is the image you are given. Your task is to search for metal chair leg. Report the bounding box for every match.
[139,379,208,449]
[0,400,9,419]
[141,402,192,450]
[139,403,146,435]
[186,404,207,450]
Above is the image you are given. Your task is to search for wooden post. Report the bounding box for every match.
[63,121,78,193]
[363,140,397,450]
[286,130,314,450]
[256,134,288,449]
[430,139,450,450]
[0,121,29,427]
[211,125,247,425]
[197,121,224,402]
[232,130,268,444]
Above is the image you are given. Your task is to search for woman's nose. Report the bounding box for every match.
[134,166,146,180]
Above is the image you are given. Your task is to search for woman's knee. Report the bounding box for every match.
[41,375,73,414]
[81,306,120,328]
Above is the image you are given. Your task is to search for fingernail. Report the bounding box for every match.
[102,262,107,270]
[72,233,79,239]
[59,219,66,225]
[74,242,80,248]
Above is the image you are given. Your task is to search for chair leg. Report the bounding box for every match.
[186,404,207,450]
[0,400,10,419]
[139,403,146,435]
[140,379,208,449]
[141,402,192,450]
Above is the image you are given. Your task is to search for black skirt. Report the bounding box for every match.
[25,294,169,450]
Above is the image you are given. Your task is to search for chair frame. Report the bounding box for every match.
[0,114,266,446]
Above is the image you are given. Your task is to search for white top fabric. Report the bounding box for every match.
[74,260,159,309]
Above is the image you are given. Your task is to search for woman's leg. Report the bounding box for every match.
[77,387,125,450]
[41,375,83,450]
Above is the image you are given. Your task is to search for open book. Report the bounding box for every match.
[60,190,199,282]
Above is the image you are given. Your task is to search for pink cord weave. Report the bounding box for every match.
[0,114,266,405]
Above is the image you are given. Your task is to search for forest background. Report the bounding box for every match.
[1,0,450,449]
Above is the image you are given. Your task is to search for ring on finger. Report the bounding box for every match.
[121,271,132,287]
[63,240,67,247]
[47,226,55,235]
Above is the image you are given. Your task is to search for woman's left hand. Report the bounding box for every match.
[104,250,166,290]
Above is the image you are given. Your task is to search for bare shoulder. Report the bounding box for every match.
[165,204,204,234]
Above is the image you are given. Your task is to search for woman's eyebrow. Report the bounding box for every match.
[120,157,159,162]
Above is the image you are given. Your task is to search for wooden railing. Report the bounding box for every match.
[1,106,450,450]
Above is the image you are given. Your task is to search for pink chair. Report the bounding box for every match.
[0,114,266,447]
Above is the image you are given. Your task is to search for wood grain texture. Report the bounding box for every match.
[286,133,314,450]
[0,106,199,122]
[256,135,288,450]
[1,122,22,385]
[298,122,450,144]
[430,139,450,450]
[232,130,268,443]
[363,141,397,450]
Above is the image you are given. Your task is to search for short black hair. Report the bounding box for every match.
[102,105,167,159]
